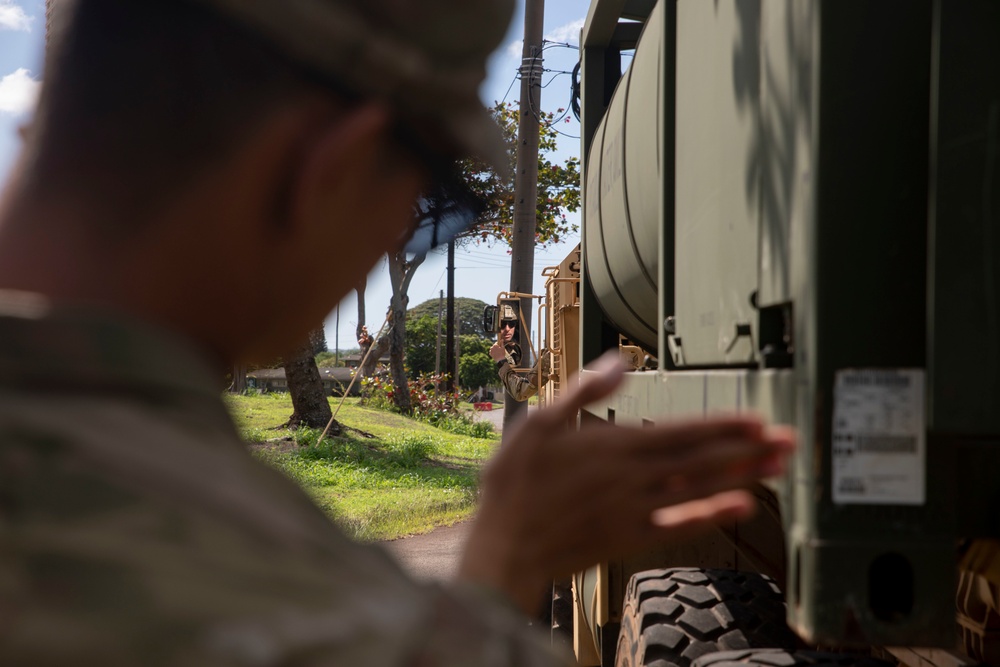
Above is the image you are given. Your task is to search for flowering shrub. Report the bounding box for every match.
[359,369,396,411]
[359,370,492,438]
[360,370,458,422]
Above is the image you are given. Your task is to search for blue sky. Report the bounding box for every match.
[0,0,587,351]
[0,0,43,178]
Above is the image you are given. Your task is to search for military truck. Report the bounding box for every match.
[537,1,1000,665]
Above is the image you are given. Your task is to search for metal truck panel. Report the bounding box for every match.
[583,3,664,353]
[577,0,1000,660]
[928,0,1000,434]
[673,0,760,367]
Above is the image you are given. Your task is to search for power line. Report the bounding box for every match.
[431,268,446,292]
[552,127,580,140]
[499,69,519,106]
[542,39,578,50]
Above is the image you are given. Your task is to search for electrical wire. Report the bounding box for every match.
[526,78,579,136]
[430,268,446,293]
[542,40,579,50]
[552,127,580,140]
[499,69,520,106]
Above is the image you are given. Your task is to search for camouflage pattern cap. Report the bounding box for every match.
[192,0,515,171]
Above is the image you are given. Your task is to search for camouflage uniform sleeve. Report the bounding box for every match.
[0,402,569,667]
[498,361,537,401]
[497,352,550,402]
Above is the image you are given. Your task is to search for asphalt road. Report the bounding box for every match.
[381,407,498,581]
[383,521,473,581]
[383,403,535,581]
[473,405,505,432]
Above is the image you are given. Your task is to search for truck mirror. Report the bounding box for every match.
[482,305,498,334]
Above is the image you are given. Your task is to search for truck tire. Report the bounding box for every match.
[691,649,895,667]
[615,568,799,667]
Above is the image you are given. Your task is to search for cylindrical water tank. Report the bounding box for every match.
[584,1,663,352]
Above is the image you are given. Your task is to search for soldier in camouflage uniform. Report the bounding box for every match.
[0,0,796,664]
[489,314,550,402]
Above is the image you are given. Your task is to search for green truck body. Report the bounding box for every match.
[572,1,1000,664]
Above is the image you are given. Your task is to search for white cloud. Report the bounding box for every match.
[545,18,585,46]
[0,1,33,32]
[505,17,585,59]
[0,68,40,115]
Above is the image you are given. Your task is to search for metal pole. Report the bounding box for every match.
[446,241,456,393]
[435,289,443,375]
[335,303,340,366]
[503,0,545,436]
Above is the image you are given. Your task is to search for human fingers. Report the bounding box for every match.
[627,422,794,476]
[633,450,787,514]
[648,490,757,536]
[612,415,768,457]
[765,424,797,452]
[547,490,757,576]
[540,351,626,426]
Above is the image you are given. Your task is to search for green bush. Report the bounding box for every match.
[359,372,494,438]
[433,415,494,439]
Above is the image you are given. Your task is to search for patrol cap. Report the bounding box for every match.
[501,304,517,321]
[189,0,515,173]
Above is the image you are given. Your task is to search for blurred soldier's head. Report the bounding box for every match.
[1,0,512,361]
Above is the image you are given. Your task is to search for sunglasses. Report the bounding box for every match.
[395,127,488,256]
[500,321,516,329]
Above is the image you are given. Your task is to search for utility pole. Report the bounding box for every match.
[454,312,461,391]
[503,0,545,435]
[445,241,456,393]
[435,289,443,375]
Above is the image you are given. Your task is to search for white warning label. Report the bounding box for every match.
[832,369,925,505]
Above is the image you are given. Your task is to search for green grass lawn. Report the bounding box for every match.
[225,393,498,542]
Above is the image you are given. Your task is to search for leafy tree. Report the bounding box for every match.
[404,315,439,380]
[459,352,495,391]
[459,334,491,359]
[458,102,580,247]
[404,302,496,380]
[408,297,493,341]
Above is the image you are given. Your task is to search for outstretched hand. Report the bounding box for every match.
[457,352,796,614]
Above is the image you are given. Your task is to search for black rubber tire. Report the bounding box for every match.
[691,649,895,667]
[615,568,800,667]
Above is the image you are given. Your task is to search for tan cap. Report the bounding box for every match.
[192,0,514,172]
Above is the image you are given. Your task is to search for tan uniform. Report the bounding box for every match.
[0,296,562,666]
[498,352,551,402]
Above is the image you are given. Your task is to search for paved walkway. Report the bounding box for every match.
[382,521,473,582]
[473,405,506,432]
[384,404,539,581]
